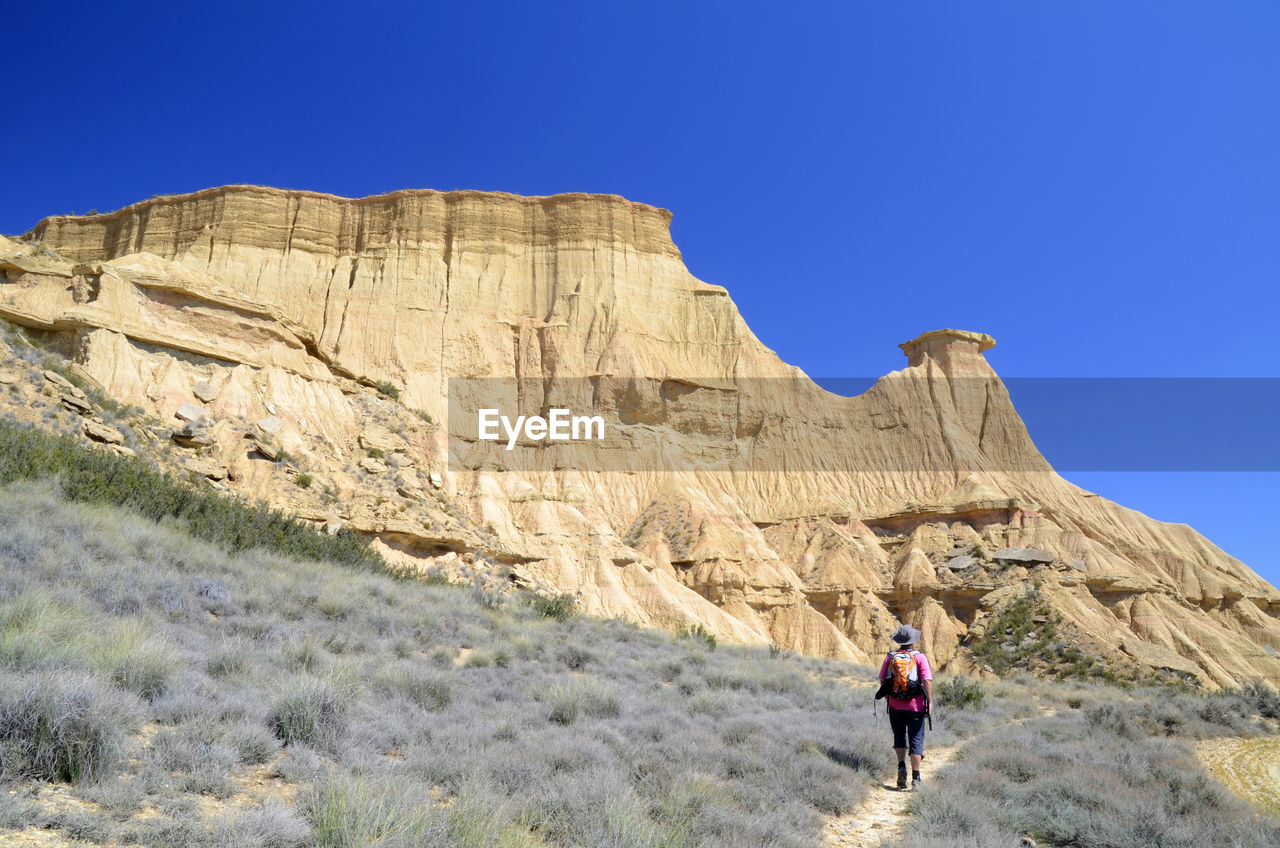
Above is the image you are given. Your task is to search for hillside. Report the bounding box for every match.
[3,185,1279,687]
[0,452,1277,848]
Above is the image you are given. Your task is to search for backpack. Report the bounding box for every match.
[887,649,924,699]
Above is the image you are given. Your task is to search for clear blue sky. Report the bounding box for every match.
[2,2,1277,585]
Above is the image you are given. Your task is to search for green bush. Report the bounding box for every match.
[970,588,1059,676]
[678,623,717,651]
[372,380,400,401]
[935,675,986,710]
[532,593,575,622]
[294,473,314,489]
[0,420,382,570]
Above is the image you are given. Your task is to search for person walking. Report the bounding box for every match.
[878,624,933,790]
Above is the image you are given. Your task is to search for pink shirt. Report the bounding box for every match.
[879,650,933,712]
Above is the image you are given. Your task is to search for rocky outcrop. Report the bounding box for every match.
[3,185,1277,687]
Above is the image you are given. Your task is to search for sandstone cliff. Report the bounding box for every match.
[4,185,1277,687]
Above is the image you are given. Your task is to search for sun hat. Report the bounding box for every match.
[890,625,921,646]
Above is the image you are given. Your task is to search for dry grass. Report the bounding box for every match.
[0,479,882,847]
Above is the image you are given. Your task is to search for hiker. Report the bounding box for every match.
[878,624,933,790]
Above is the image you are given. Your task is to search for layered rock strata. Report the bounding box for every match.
[0,184,1273,687]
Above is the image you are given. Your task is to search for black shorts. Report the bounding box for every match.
[889,707,926,756]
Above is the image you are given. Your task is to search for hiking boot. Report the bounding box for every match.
[896,766,908,790]
[912,771,923,790]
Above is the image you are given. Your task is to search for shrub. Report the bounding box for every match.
[207,638,250,678]
[678,622,717,651]
[372,380,400,401]
[0,420,382,570]
[0,476,883,847]
[532,593,575,622]
[0,671,139,783]
[470,581,503,611]
[535,678,623,725]
[226,720,280,766]
[307,775,433,847]
[147,720,239,796]
[374,663,453,712]
[218,799,310,848]
[935,675,986,710]
[108,639,174,701]
[269,677,347,748]
[1239,678,1280,719]
[294,473,314,489]
[0,593,173,699]
[886,711,1280,848]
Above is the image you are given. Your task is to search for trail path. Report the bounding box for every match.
[822,743,959,848]
[824,705,1061,847]
[1195,736,1280,817]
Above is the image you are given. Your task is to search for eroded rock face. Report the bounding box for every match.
[4,185,1278,687]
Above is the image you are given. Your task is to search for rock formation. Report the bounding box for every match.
[1,184,1276,687]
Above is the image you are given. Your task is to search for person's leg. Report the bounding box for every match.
[907,712,926,785]
[889,710,909,788]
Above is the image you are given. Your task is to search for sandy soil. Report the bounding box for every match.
[1195,735,1280,817]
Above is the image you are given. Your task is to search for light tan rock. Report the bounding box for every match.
[251,438,280,460]
[175,402,207,422]
[43,369,82,396]
[7,186,1277,686]
[360,426,404,453]
[60,392,92,414]
[82,420,124,444]
[185,458,228,480]
[192,380,218,403]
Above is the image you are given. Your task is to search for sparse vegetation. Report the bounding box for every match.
[0,419,379,569]
[0,671,139,783]
[885,679,1280,848]
[0,480,884,846]
[935,675,985,710]
[373,380,400,401]
[970,587,1175,687]
[531,593,575,622]
[0,404,1274,846]
[678,622,718,651]
[270,677,349,748]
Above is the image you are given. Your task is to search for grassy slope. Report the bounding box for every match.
[0,426,1277,848]
[0,478,886,848]
[885,679,1280,848]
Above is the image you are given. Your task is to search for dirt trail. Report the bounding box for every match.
[824,705,1061,847]
[1195,736,1280,816]
[823,743,959,848]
